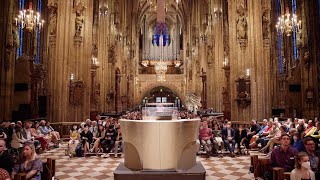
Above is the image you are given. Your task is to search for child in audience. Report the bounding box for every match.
[67,125,79,157]
[290,152,315,180]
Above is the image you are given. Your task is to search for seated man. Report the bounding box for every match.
[199,120,213,157]
[270,134,298,172]
[222,121,236,157]
[303,137,320,179]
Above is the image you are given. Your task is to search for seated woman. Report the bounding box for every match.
[260,125,287,153]
[46,121,61,144]
[80,124,93,156]
[12,143,43,180]
[11,125,27,153]
[212,123,224,154]
[67,125,80,157]
[290,152,315,180]
[30,122,48,152]
[90,124,105,153]
[101,124,116,158]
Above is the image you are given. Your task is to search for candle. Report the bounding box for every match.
[70,74,74,81]
[246,69,250,77]
[15,18,18,26]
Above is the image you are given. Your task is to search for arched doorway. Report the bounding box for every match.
[141,86,182,108]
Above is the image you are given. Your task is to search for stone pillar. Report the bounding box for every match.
[115,68,122,112]
[200,69,207,109]
[47,0,93,123]
[229,0,271,121]
[0,0,15,120]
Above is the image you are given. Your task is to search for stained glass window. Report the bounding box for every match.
[277,0,284,74]
[292,0,298,62]
[17,0,25,58]
[35,0,42,64]
[152,23,170,46]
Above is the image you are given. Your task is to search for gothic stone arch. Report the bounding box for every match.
[138,83,185,106]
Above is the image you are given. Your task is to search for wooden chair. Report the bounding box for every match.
[14,158,56,180]
[251,155,291,180]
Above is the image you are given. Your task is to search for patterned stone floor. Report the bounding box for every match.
[40,143,257,180]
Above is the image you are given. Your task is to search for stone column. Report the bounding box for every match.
[200,69,207,109]
[0,0,15,120]
[47,0,93,123]
[229,0,271,121]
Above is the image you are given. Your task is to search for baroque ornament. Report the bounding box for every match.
[69,81,86,106]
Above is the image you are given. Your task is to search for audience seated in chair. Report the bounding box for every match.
[67,125,80,157]
[0,139,14,176]
[80,124,93,157]
[303,137,320,179]
[260,125,287,154]
[212,124,224,154]
[199,120,213,158]
[270,134,298,172]
[290,152,315,180]
[12,143,43,180]
[90,124,105,154]
[222,121,236,157]
[101,124,116,158]
[235,124,248,155]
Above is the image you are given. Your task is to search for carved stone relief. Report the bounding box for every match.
[108,43,116,64]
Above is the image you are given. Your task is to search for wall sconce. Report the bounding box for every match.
[70,73,74,82]
[222,56,230,70]
[245,68,250,78]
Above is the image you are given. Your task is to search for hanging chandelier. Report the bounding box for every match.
[276,12,301,36]
[15,1,45,32]
[155,34,167,82]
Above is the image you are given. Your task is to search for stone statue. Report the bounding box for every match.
[207,44,214,67]
[262,11,269,38]
[75,12,84,35]
[49,9,57,35]
[236,11,247,40]
[12,26,19,48]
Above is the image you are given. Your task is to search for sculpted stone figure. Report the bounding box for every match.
[49,9,57,35]
[75,12,84,35]
[262,11,269,38]
[236,12,247,40]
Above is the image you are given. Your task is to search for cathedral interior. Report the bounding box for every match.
[0,0,319,122]
[0,0,320,180]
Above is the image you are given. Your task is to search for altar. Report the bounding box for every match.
[114,104,205,180]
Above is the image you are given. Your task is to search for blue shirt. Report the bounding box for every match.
[257,125,268,135]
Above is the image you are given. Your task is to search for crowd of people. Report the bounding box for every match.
[0,119,61,179]
[66,116,123,158]
[2,110,320,179]
[198,116,320,179]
